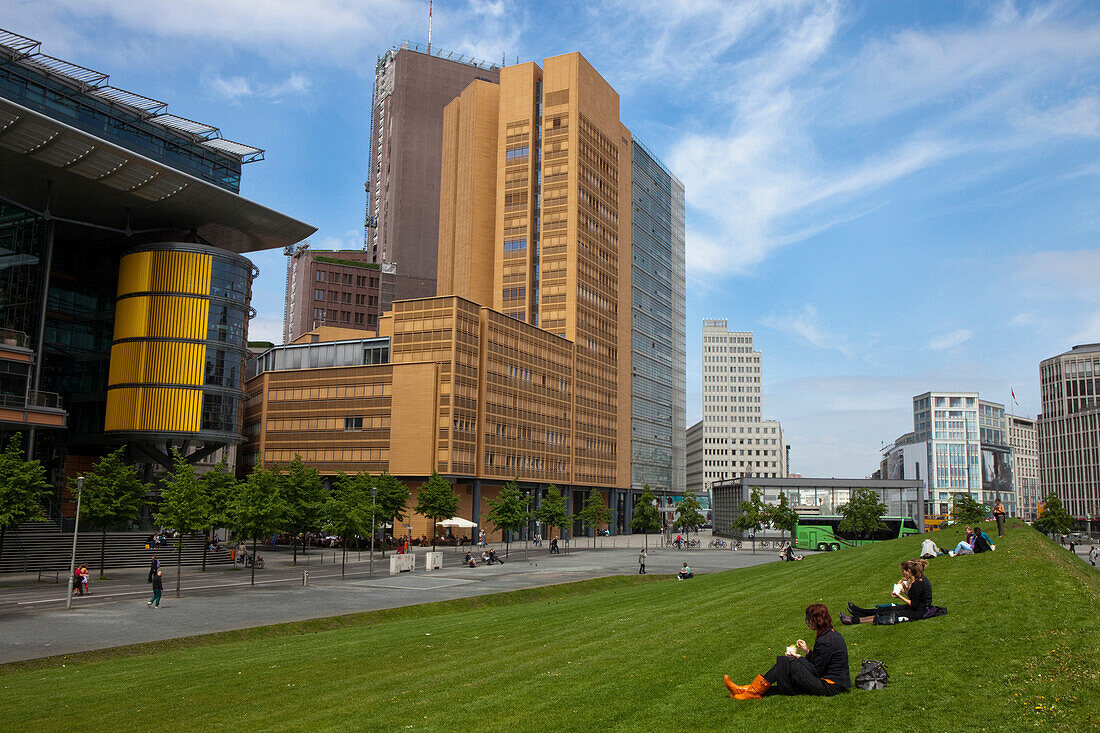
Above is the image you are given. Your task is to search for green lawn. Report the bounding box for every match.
[3,522,1098,732]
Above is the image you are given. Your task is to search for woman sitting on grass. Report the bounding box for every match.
[841,558,944,625]
[722,603,850,699]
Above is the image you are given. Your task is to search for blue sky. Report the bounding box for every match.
[8,1,1099,477]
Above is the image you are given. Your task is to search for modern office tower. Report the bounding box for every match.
[0,30,313,495]
[894,392,1014,516]
[1007,414,1040,522]
[283,246,383,343]
[686,420,703,492]
[630,140,686,496]
[698,321,787,490]
[438,52,634,492]
[366,42,500,302]
[1038,343,1100,522]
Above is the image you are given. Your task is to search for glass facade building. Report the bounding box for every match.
[630,140,686,493]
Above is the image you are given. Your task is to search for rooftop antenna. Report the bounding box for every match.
[427,0,433,55]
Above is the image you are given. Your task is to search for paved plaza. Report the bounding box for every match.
[0,534,792,664]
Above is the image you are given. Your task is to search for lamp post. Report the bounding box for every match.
[370,486,377,578]
[65,475,84,610]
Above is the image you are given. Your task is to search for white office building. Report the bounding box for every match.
[1007,414,1040,522]
[690,320,786,494]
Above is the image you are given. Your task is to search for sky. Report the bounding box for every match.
[7,0,1099,478]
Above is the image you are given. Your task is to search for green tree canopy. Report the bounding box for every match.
[323,472,375,577]
[630,486,662,549]
[229,464,288,585]
[81,446,149,577]
[673,494,706,533]
[198,459,237,571]
[576,488,611,547]
[154,450,211,596]
[375,472,410,556]
[281,455,326,564]
[485,480,529,555]
[733,486,767,538]
[837,488,888,543]
[950,493,986,527]
[534,485,572,545]
[766,491,799,541]
[1034,493,1073,538]
[0,434,50,559]
[414,472,460,551]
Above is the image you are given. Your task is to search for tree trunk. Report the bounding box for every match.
[99,527,107,579]
[201,527,209,572]
[176,537,182,597]
[341,536,346,578]
[250,537,257,586]
[293,535,298,566]
[0,526,4,564]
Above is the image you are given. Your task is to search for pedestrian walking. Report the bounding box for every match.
[72,566,84,596]
[148,570,163,608]
[147,554,160,583]
[79,564,91,595]
[1088,545,1098,566]
[992,499,1006,537]
[638,548,647,574]
[1068,540,1075,555]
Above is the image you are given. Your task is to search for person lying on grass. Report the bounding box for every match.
[723,603,850,699]
[841,558,946,625]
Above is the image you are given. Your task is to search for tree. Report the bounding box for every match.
[323,472,375,578]
[838,488,888,545]
[154,450,211,597]
[0,433,50,561]
[766,491,799,542]
[630,485,662,550]
[673,494,706,535]
[733,486,768,553]
[414,472,459,551]
[374,472,410,556]
[1034,493,1073,539]
[229,464,288,586]
[281,455,325,565]
[485,480,529,556]
[81,446,149,578]
[576,489,611,548]
[534,485,572,551]
[198,460,237,572]
[950,493,986,527]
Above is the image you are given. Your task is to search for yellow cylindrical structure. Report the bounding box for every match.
[105,243,254,443]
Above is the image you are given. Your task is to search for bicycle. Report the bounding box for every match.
[708,539,728,549]
[758,540,770,549]
[687,538,701,549]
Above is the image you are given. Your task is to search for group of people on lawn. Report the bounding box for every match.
[721,518,979,700]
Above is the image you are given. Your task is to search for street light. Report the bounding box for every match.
[370,486,377,578]
[65,475,84,610]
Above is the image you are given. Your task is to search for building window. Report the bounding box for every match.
[344,416,363,430]
[314,289,325,300]
[315,271,325,282]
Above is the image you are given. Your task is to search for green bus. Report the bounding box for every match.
[794,516,919,552]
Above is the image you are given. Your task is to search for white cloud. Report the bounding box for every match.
[1071,309,1100,344]
[208,74,252,100]
[1015,250,1100,299]
[1009,312,1037,327]
[761,305,855,357]
[1017,95,1100,138]
[207,71,311,101]
[927,329,972,351]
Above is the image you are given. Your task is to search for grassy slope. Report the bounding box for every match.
[3,523,1097,732]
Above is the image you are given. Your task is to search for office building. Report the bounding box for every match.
[366,42,500,302]
[1038,343,1100,522]
[283,246,383,343]
[250,52,686,538]
[884,392,1015,517]
[693,321,786,492]
[1007,414,1040,522]
[0,29,313,498]
[686,420,703,497]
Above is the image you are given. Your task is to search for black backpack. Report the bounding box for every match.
[854,659,889,690]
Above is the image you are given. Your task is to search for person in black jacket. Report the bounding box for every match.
[842,559,933,624]
[723,603,850,699]
[147,554,160,583]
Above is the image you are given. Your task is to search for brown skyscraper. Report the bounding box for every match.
[367,43,500,302]
[438,52,633,489]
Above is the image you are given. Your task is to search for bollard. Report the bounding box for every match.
[303,570,309,586]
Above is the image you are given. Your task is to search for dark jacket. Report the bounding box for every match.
[907,576,932,620]
[972,532,992,553]
[807,628,850,690]
[152,573,163,592]
[147,559,159,583]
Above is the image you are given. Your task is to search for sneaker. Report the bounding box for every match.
[840,613,856,626]
[147,601,152,607]
[948,551,955,557]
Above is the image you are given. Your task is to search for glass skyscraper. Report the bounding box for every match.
[629,140,686,494]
